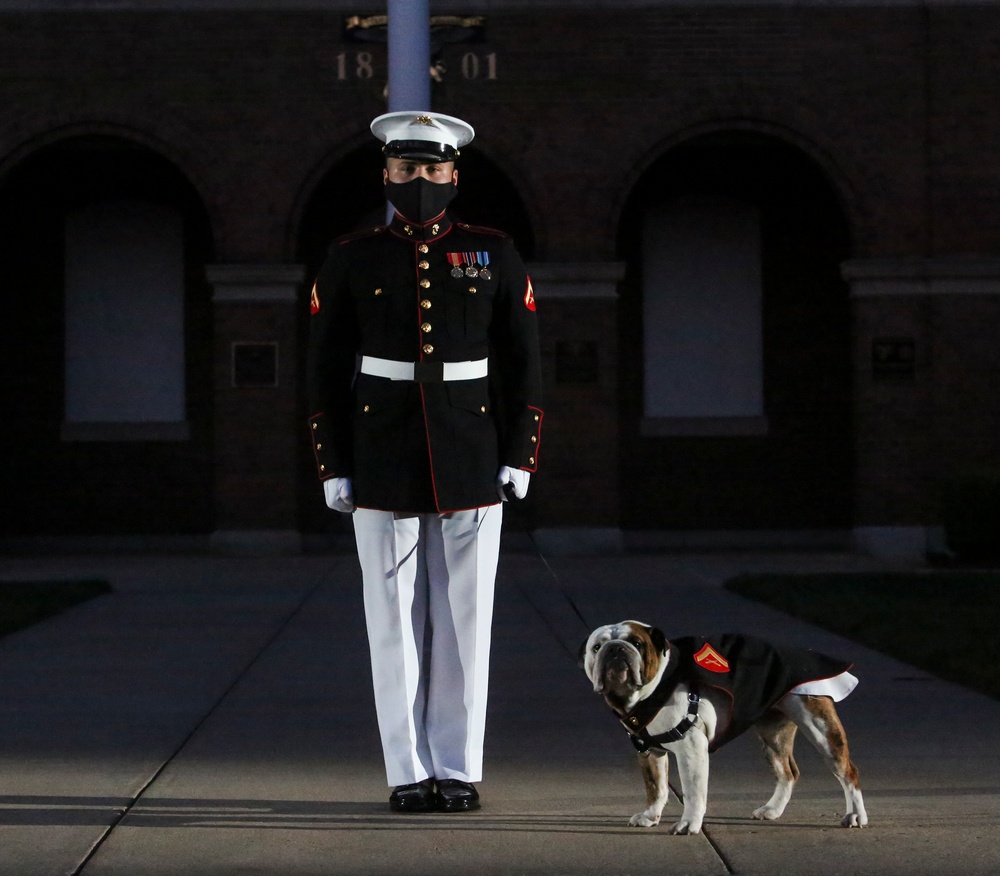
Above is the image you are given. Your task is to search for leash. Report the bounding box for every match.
[502,484,593,663]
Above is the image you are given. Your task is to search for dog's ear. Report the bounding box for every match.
[577,638,589,668]
[649,626,669,654]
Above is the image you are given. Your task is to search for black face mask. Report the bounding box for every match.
[386,177,457,224]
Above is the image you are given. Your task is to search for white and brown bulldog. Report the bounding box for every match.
[581,621,868,834]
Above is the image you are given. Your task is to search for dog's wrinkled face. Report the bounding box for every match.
[581,621,668,701]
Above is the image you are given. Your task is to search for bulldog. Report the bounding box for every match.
[581,621,868,834]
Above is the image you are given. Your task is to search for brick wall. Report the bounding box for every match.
[1,3,998,539]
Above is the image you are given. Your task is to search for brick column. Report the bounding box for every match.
[206,263,306,554]
[843,258,1000,561]
[527,261,626,554]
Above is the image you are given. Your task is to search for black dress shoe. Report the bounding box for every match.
[389,779,435,813]
[435,779,480,812]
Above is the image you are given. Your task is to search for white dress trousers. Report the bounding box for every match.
[352,504,503,787]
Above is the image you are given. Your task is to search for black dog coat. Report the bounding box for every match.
[621,634,854,752]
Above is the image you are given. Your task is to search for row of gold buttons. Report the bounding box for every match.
[310,421,325,468]
[530,411,541,464]
[418,245,434,354]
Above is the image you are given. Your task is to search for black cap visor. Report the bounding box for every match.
[384,139,458,161]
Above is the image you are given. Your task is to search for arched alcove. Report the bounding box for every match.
[0,134,215,536]
[616,130,853,533]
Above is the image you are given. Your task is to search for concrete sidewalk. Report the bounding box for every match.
[1,549,998,875]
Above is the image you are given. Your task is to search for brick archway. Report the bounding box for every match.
[0,134,215,537]
[616,130,853,538]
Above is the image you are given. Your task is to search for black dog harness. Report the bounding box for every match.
[617,645,701,753]
[624,690,701,753]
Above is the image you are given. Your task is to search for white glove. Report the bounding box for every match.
[496,466,530,501]
[323,477,355,513]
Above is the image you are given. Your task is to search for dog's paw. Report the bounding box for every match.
[668,819,702,835]
[752,805,782,821]
[841,812,868,828]
[628,811,661,828]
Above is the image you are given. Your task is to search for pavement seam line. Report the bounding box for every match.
[71,576,328,875]
[670,781,737,874]
[701,823,738,875]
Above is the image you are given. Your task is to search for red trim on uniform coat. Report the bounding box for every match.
[372,233,459,514]
[414,239,443,510]
[388,219,456,244]
[456,223,506,237]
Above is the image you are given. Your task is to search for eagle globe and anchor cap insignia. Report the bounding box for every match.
[694,643,730,673]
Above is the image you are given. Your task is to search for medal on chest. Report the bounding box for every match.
[447,251,491,280]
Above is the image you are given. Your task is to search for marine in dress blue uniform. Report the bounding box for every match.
[306,111,543,813]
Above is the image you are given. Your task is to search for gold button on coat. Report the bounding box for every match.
[418,244,429,253]
[418,260,430,270]
[421,322,432,333]
[420,299,432,309]
[374,288,382,296]
[420,279,431,289]
[423,344,434,354]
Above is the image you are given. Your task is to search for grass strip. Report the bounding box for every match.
[0,579,112,639]
[724,572,1000,701]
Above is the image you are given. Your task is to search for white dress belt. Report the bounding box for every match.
[360,355,488,383]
